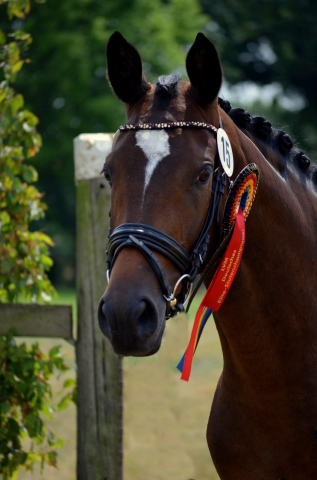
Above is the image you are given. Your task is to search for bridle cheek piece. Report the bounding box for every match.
[106,120,230,319]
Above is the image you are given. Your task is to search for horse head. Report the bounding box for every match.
[98,32,231,356]
[98,31,317,478]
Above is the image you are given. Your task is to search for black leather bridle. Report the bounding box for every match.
[106,119,228,318]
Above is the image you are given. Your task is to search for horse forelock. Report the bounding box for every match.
[155,74,181,98]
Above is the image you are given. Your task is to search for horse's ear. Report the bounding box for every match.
[186,33,222,104]
[106,31,149,103]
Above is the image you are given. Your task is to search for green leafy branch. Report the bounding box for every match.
[0,0,55,303]
[0,0,46,20]
[0,331,76,479]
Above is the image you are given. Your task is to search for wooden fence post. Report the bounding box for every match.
[74,134,122,480]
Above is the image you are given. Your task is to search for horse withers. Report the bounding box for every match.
[98,31,317,479]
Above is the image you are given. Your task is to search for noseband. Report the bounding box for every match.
[106,120,228,318]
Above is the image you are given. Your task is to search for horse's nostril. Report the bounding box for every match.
[98,292,161,353]
[98,299,112,339]
[136,300,158,338]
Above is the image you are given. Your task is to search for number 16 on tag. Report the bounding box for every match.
[217,128,234,177]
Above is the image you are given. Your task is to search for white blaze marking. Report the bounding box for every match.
[136,129,170,195]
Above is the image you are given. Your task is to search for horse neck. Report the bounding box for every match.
[213,121,317,387]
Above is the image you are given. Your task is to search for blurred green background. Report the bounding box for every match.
[1,0,316,289]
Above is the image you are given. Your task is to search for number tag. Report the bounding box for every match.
[217,128,234,177]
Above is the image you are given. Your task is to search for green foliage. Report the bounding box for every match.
[2,0,208,286]
[0,330,76,479]
[200,0,317,154]
[0,0,55,302]
[1,0,315,290]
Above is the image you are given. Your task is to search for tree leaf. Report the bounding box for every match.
[35,232,55,247]
[63,378,76,389]
[11,60,24,74]
[22,165,38,183]
[11,94,24,113]
[49,346,60,358]
[56,394,71,411]
[45,450,57,467]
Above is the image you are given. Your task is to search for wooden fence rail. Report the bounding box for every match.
[0,304,73,339]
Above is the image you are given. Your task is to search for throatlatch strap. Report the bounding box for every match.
[178,207,246,381]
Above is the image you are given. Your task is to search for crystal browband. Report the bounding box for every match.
[119,121,218,133]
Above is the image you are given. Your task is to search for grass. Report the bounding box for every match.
[51,288,77,318]
[17,287,222,480]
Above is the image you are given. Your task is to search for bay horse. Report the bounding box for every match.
[99,31,317,479]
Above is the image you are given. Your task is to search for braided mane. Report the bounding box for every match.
[152,78,316,184]
[218,98,317,185]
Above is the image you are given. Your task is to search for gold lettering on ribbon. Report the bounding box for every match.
[217,229,245,304]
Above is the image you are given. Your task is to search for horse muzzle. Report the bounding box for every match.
[98,250,167,356]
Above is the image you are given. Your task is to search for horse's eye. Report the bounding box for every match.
[101,165,112,187]
[196,167,212,184]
